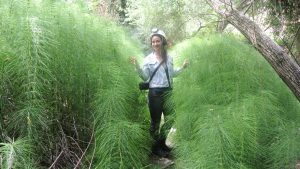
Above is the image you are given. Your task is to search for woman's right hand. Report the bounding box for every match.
[130,57,137,65]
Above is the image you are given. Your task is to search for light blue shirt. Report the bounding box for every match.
[137,52,183,88]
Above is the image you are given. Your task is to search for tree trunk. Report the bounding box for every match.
[295,29,300,64]
[207,0,300,102]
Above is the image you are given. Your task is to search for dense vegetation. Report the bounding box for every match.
[0,0,150,168]
[173,35,300,169]
[0,0,299,169]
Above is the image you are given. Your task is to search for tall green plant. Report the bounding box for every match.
[0,2,54,163]
[0,0,149,168]
[0,137,37,169]
[172,35,300,168]
[92,58,150,168]
[0,39,6,140]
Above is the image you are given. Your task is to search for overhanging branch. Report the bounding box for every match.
[207,0,300,102]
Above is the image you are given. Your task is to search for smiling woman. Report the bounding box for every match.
[130,28,189,158]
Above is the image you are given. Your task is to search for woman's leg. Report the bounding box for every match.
[148,89,163,141]
[160,91,175,151]
[148,89,170,157]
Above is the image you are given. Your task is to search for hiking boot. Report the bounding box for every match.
[159,139,172,152]
[152,148,169,158]
[151,140,170,158]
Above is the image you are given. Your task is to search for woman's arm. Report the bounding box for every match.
[130,57,150,81]
[173,59,189,77]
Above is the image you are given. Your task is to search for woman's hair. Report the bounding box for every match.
[151,34,168,63]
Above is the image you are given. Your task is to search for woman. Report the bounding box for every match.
[130,28,188,157]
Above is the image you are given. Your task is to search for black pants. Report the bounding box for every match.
[148,88,174,141]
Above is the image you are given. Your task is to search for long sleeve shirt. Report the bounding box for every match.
[137,52,183,88]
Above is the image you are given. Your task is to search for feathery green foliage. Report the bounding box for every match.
[0,137,37,169]
[0,38,7,141]
[268,122,300,169]
[172,35,300,169]
[91,37,150,168]
[0,2,54,164]
[0,0,149,168]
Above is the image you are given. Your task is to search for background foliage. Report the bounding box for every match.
[264,0,300,62]
[90,0,299,63]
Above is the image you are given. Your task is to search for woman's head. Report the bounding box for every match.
[150,28,168,61]
[150,28,167,47]
[151,35,164,52]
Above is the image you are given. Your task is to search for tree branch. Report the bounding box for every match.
[73,120,95,169]
[48,150,64,169]
[290,26,300,55]
[215,0,253,32]
[207,0,300,102]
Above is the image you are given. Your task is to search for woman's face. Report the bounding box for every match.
[151,35,163,52]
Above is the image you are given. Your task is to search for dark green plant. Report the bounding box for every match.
[0,137,37,169]
[0,0,149,168]
[172,34,300,169]
[268,122,300,169]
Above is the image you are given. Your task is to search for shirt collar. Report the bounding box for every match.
[148,52,160,64]
[148,52,170,65]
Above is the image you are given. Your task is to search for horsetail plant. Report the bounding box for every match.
[0,0,150,168]
[0,137,37,169]
[172,35,300,169]
[92,59,151,168]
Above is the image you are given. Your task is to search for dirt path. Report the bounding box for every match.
[150,154,174,169]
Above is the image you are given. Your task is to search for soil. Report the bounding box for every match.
[149,153,174,169]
